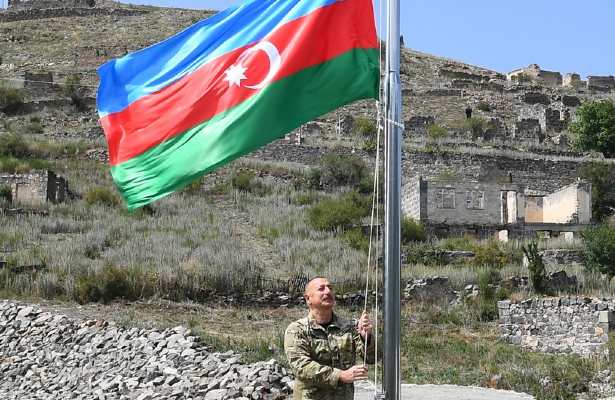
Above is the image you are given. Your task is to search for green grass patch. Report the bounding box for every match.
[402,326,600,399]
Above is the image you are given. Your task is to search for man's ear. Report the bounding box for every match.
[303,294,310,304]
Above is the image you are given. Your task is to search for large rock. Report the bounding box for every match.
[545,270,578,292]
[404,276,456,303]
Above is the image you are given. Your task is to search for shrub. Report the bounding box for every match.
[472,240,508,268]
[99,265,131,303]
[426,124,447,140]
[320,154,369,188]
[522,241,547,293]
[0,134,29,158]
[308,191,369,231]
[477,101,491,112]
[401,216,426,244]
[292,191,319,206]
[0,86,25,114]
[231,170,254,192]
[404,242,446,266]
[74,266,135,304]
[362,138,377,153]
[358,172,374,195]
[304,168,321,189]
[570,100,615,157]
[354,117,377,137]
[342,228,369,252]
[85,186,120,207]
[74,275,102,304]
[582,225,615,277]
[0,184,11,204]
[27,121,44,134]
[464,117,486,138]
[231,170,269,196]
[580,163,615,223]
[476,268,504,321]
[182,176,203,194]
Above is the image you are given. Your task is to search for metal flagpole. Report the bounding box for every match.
[383,0,401,398]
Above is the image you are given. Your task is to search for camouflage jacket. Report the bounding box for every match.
[284,313,375,400]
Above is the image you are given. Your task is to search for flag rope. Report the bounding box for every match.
[361,0,385,394]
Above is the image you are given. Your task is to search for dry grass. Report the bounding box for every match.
[0,158,372,302]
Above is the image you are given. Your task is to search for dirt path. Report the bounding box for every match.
[354,383,535,400]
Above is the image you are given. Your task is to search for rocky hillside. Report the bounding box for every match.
[1,0,613,155]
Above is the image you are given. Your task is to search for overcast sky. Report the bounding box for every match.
[120,0,615,79]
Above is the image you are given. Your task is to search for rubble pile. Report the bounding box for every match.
[0,301,292,400]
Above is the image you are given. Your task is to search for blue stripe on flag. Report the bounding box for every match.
[97,0,338,116]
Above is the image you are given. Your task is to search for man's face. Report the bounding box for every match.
[304,278,336,310]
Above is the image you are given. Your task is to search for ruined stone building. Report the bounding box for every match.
[403,178,591,239]
[0,170,69,206]
[507,63,615,93]
[507,64,563,87]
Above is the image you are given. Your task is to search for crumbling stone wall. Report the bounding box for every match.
[588,76,615,92]
[403,149,586,194]
[542,181,591,224]
[514,118,542,143]
[563,73,583,89]
[524,196,543,223]
[406,180,520,226]
[8,0,95,9]
[248,142,369,165]
[508,64,562,87]
[401,177,425,220]
[0,170,69,206]
[498,297,614,357]
[0,6,145,22]
[24,71,52,90]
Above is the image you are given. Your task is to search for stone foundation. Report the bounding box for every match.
[498,297,615,357]
[0,170,69,206]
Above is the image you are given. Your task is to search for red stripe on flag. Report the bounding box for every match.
[101,0,377,167]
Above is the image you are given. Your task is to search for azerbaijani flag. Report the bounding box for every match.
[97,0,380,210]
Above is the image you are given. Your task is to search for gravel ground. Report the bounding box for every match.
[354,382,535,400]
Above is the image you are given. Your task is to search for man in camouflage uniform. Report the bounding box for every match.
[284,277,375,400]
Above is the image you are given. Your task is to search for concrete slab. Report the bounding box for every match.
[354,382,535,400]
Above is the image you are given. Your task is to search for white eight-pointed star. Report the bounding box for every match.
[223,63,247,87]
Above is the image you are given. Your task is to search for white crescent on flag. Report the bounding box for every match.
[223,41,282,90]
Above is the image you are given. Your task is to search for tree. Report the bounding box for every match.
[0,86,24,114]
[582,225,615,277]
[400,216,426,243]
[522,241,547,294]
[580,163,615,222]
[570,100,615,157]
[354,116,377,137]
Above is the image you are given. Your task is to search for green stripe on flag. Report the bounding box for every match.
[112,48,379,209]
